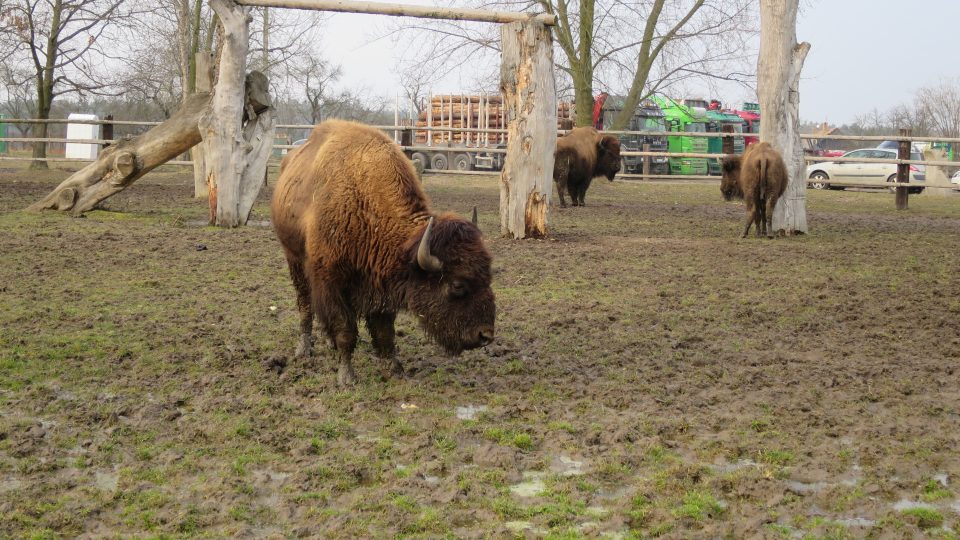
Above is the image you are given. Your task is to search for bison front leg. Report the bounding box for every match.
[284,253,314,358]
[324,317,358,386]
[311,271,359,386]
[366,312,403,378]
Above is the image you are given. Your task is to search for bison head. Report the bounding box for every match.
[404,215,496,355]
[720,155,744,201]
[597,135,622,181]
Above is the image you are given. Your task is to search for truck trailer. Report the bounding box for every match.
[652,96,709,176]
[592,93,670,175]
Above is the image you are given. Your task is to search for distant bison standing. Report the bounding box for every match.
[553,127,622,207]
[720,142,789,238]
[271,120,496,385]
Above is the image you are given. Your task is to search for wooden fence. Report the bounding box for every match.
[1,118,958,192]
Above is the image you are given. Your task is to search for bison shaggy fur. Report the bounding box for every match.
[271,120,496,385]
[720,142,789,238]
[553,126,621,207]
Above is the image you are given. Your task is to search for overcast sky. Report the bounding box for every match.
[316,0,959,125]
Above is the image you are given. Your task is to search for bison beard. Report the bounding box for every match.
[553,127,622,208]
[271,120,496,385]
[720,142,789,238]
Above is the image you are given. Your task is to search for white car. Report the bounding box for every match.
[807,148,925,194]
[952,170,960,185]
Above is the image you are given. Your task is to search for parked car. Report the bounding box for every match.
[952,170,960,185]
[807,148,925,193]
[281,138,308,155]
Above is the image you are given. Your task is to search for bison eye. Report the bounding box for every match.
[449,280,468,298]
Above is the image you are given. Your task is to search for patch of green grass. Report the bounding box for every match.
[627,494,652,528]
[900,507,943,529]
[672,491,725,521]
[433,435,457,454]
[547,421,577,434]
[757,449,794,466]
[483,427,536,450]
[920,479,951,502]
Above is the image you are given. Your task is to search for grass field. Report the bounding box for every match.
[1,166,959,538]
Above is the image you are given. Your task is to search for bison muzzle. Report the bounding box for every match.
[271,120,496,385]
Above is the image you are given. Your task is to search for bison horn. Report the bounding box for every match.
[417,217,443,272]
[471,206,478,226]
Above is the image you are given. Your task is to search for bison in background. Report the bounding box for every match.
[271,120,496,386]
[720,142,789,239]
[553,127,622,208]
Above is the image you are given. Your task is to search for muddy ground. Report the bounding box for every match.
[1,166,959,539]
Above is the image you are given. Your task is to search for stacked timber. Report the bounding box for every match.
[414,95,573,145]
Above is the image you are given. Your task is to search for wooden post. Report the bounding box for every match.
[499,20,556,239]
[642,143,651,179]
[101,115,114,151]
[199,0,275,227]
[192,51,213,199]
[759,0,810,235]
[721,124,735,155]
[895,128,910,210]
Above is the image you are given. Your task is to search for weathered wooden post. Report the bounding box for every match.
[192,51,214,199]
[721,124,735,155]
[499,20,556,239]
[895,128,911,210]
[101,115,114,151]
[642,143,651,180]
[200,0,275,227]
[759,0,810,235]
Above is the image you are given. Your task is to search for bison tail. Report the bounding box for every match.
[759,157,768,202]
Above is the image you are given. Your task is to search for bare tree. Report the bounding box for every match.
[915,78,960,140]
[0,0,141,168]
[384,0,755,128]
[286,52,343,124]
[396,60,432,119]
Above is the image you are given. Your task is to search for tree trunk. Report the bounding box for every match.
[499,21,556,239]
[200,0,274,227]
[192,51,214,198]
[27,93,211,214]
[759,0,810,235]
[30,0,61,170]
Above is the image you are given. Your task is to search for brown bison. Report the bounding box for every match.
[271,120,496,385]
[553,127,621,208]
[720,142,788,238]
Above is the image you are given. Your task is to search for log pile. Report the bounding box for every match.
[414,94,571,145]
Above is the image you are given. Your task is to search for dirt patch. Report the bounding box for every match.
[1,171,959,537]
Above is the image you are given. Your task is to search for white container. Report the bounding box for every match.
[65,113,100,160]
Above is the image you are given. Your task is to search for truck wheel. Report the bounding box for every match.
[431,153,448,171]
[411,152,429,170]
[453,153,472,171]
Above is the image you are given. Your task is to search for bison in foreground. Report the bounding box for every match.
[271,120,496,385]
[553,127,621,208]
[720,142,788,238]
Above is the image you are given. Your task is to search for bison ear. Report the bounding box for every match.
[598,135,619,154]
[722,156,741,174]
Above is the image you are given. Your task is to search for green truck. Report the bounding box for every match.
[652,96,708,175]
[592,94,670,175]
[683,99,745,175]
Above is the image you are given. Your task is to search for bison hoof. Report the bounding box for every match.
[294,338,312,359]
[337,364,357,386]
[389,359,405,379]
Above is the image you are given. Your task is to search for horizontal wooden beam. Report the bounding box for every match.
[234,0,556,25]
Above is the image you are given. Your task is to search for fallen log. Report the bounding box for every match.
[27,93,211,214]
